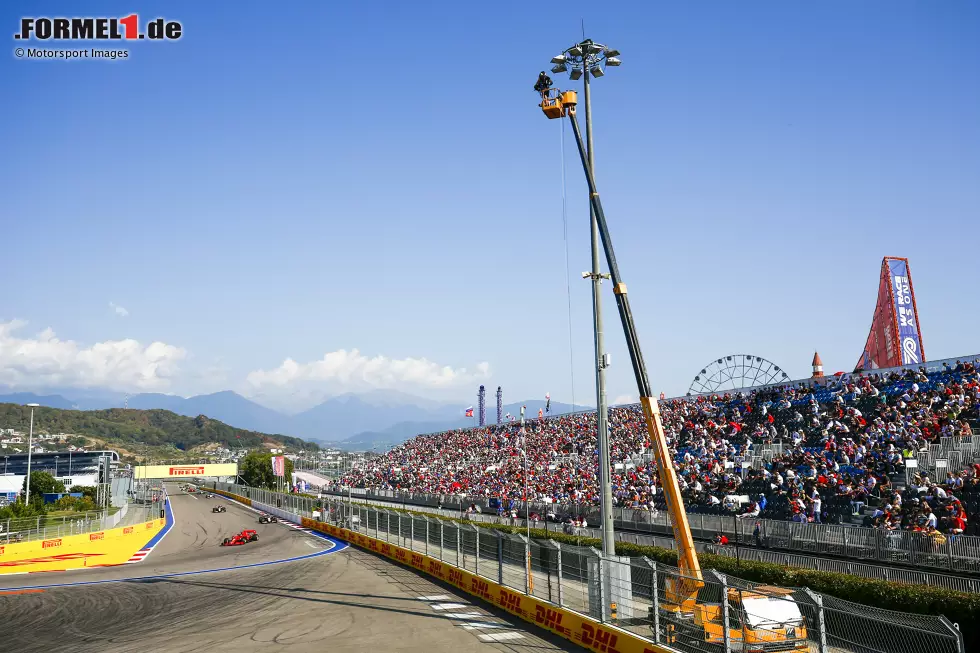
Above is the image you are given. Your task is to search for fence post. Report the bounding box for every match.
[410,515,414,551]
[425,519,429,556]
[496,531,504,586]
[456,523,461,568]
[805,588,828,653]
[720,574,732,653]
[644,557,661,643]
[597,553,606,624]
[522,535,531,595]
[475,528,480,577]
[553,541,563,608]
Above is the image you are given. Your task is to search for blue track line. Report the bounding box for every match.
[136,495,176,552]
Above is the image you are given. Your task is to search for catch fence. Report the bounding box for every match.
[315,487,980,592]
[0,499,164,544]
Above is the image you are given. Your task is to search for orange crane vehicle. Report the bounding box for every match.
[537,84,808,653]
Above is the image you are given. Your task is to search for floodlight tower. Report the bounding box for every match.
[549,38,620,558]
[478,385,486,427]
[496,386,503,425]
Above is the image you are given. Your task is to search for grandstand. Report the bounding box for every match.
[341,354,980,546]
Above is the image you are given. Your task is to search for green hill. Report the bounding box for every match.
[0,403,317,453]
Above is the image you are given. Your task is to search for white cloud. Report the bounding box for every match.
[611,394,638,406]
[245,349,491,396]
[0,320,185,392]
[109,302,129,317]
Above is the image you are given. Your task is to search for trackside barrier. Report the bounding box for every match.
[212,484,965,653]
[0,512,166,573]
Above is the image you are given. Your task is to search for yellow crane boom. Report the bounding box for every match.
[538,87,704,609]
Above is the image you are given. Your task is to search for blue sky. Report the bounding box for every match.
[1,1,978,411]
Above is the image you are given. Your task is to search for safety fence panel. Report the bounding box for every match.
[312,486,980,595]
[312,484,980,579]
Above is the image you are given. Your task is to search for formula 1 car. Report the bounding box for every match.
[221,529,258,546]
[212,505,226,513]
[258,515,278,524]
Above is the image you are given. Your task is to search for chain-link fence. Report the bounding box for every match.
[312,485,980,583]
[315,489,980,594]
[1,507,121,543]
[215,481,964,653]
[0,497,164,544]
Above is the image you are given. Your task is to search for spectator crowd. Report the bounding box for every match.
[341,359,980,536]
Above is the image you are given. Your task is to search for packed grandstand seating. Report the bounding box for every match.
[341,359,980,537]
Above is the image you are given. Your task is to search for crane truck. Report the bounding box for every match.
[537,84,808,653]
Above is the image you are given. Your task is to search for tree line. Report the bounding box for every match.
[0,403,318,453]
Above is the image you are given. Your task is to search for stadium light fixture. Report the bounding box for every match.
[551,40,620,82]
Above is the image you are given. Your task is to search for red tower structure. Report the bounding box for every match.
[811,352,824,379]
[856,257,925,371]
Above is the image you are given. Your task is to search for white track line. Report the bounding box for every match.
[430,602,468,610]
[477,632,524,641]
[461,623,506,630]
[417,594,450,601]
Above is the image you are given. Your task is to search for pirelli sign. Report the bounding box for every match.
[133,463,238,479]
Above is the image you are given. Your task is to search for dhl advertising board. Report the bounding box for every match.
[298,515,671,653]
[0,517,165,574]
[212,488,252,506]
[134,463,238,479]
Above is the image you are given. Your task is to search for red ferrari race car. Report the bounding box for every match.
[221,529,258,546]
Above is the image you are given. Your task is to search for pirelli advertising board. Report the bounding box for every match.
[134,463,238,479]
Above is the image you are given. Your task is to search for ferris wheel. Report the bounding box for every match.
[687,354,790,396]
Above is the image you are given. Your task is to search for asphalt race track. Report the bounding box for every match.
[0,484,586,653]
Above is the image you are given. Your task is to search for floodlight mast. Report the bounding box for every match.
[549,38,620,560]
[536,88,704,606]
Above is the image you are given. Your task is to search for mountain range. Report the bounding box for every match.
[0,388,586,450]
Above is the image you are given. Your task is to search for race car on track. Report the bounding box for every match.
[258,515,278,524]
[212,505,226,513]
[221,529,258,546]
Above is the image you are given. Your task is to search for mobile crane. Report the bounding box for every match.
[537,85,808,653]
